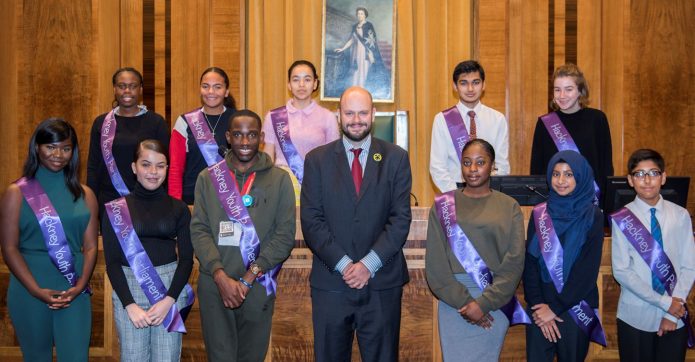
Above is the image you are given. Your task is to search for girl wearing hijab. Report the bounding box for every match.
[523,150,606,361]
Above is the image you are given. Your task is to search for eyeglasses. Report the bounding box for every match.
[631,170,662,179]
[115,83,140,91]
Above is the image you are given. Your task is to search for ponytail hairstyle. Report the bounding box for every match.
[134,139,169,164]
[200,67,237,110]
[287,60,320,93]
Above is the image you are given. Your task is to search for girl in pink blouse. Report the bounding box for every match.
[262,60,339,203]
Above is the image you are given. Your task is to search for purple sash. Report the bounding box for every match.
[100,110,130,196]
[611,207,695,347]
[533,202,607,346]
[442,107,470,162]
[207,159,280,295]
[105,197,195,333]
[270,106,304,185]
[182,108,224,166]
[17,177,90,294]
[540,112,601,201]
[434,191,530,325]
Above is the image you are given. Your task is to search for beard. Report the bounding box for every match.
[342,122,372,142]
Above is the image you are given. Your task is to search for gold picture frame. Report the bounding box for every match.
[320,0,397,103]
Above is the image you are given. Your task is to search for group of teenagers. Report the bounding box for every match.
[0,57,691,362]
[425,61,694,361]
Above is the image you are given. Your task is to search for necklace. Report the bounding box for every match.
[203,112,222,133]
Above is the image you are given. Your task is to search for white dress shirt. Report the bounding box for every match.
[429,101,510,193]
[611,195,695,331]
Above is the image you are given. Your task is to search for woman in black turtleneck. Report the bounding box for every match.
[101,139,193,361]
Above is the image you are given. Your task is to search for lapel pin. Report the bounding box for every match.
[373,153,382,162]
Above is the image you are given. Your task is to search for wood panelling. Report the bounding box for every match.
[553,0,566,68]
[246,0,472,206]
[120,0,144,71]
[153,0,167,117]
[0,1,244,360]
[170,0,211,121]
[601,0,627,179]
[622,0,695,214]
[210,0,245,108]
[577,0,602,109]
[0,1,21,188]
[2,0,695,360]
[475,0,507,157]
[507,0,550,175]
[169,0,244,121]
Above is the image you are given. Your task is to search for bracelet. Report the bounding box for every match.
[239,277,253,289]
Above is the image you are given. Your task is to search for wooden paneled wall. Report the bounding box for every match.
[0,0,244,191]
[0,0,244,360]
[477,0,695,216]
[1,0,694,361]
[1,0,692,212]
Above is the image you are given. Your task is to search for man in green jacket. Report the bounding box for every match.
[190,109,295,362]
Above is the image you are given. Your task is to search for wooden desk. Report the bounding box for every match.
[1,206,694,361]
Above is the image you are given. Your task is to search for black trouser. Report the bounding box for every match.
[617,318,688,362]
[311,286,403,362]
[526,309,590,362]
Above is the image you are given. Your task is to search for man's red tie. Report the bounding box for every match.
[351,148,363,194]
[468,110,477,139]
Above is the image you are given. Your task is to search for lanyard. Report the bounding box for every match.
[231,171,257,207]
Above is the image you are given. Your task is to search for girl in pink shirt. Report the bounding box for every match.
[263,60,339,203]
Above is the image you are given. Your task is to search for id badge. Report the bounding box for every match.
[218,220,242,246]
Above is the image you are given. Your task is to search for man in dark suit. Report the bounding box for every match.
[301,86,412,362]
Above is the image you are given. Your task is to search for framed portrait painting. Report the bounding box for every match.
[320,0,396,103]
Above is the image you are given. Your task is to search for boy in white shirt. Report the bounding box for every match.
[429,60,510,192]
[611,148,695,361]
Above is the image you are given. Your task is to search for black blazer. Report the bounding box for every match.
[301,137,412,291]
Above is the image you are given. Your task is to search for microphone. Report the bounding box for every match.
[410,192,419,206]
[525,185,548,199]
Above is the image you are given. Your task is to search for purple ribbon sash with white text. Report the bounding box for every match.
[533,202,607,346]
[442,107,470,163]
[610,207,694,347]
[207,159,280,295]
[100,110,131,196]
[540,112,601,201]
[182,108,224,166]
[434,191,530,325]
[17,177,90,294]
[270,106,305,185]
[105,197,195,333]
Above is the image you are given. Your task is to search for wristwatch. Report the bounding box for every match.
[249,263,263,277]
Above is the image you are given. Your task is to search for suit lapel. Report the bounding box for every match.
[359,138,382,199]
[333,140,359,201]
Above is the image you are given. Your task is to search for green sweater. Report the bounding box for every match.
[425,190,525,314]
[190,152,296,279]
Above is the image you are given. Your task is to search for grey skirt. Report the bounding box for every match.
[438,273,510,362]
